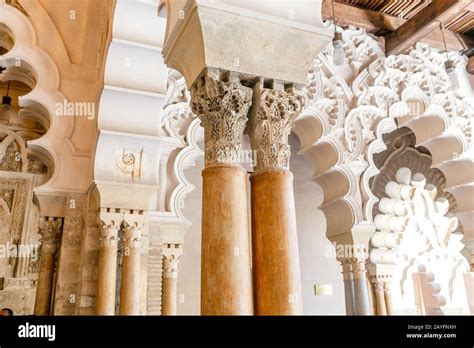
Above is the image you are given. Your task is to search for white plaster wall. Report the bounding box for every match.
[177,156,204,315]
[289,134,345,315]
[176,134,346,315]
[459,66,474,99]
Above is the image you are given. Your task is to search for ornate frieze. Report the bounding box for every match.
[248,84,302,172]
[190,69,252,166]
[3,277,37,289]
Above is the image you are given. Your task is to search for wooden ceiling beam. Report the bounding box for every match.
[321,0,404,32]
[385,0,473,55]
[321,0,474,53]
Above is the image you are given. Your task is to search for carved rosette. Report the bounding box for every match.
[190,70,252,166]
[38,218,62,253]
[249,86,301,172]
[99,220,121,248]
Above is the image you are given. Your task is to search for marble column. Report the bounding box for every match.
[34,217,62,316]
[190,68,253,315]
[339,258,355,315]
[247,80,303,315]
[161,244,183,315]
[95,219,120,315]
[351,257,371,315]
[119,221,142,315]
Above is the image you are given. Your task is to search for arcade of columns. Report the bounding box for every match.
[1,0,473,316]
[89,68,307,315]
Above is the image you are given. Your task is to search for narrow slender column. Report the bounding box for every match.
[146,239,164,315]
[34,217,62,315]
[119,221,142,315]
[351,258,371,315]
[161,244,183,315]
[367,278,377,315]
[248,81,303,315]
[339,258,355,315]
[384,280,393,315]
[190,68,253,315]
[368,267,394,316]
[95,219,120,315]
[374,280,387,315]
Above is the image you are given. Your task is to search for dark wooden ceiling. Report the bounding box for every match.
[342,0,473,36]
[323,0,474,54]
[343,0,432,19]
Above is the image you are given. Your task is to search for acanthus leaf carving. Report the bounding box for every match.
[248,84,302,172]
[190,69,252,166]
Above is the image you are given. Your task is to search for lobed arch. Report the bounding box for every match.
[0,2,70,187]
[155,70,204,225]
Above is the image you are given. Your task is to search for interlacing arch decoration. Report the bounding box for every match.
[294,29,474,248]
[0,2,65,306]
[368,131,470,314]
[160,91,204,223]
[0,2,67,185]
[148,68,203,225]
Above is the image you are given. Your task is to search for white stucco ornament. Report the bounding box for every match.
[371,167,470,314]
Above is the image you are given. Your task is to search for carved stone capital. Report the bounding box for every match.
[38,217,62,251]
[337,258,353,281]
[248,83,302,172]
[122,222,142,249]
[369,273,392,290]
[374,281,386,293]
[99,220,121,248]
[350,258,368,281]
[190,69,252,166]
[162,244,183,279]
